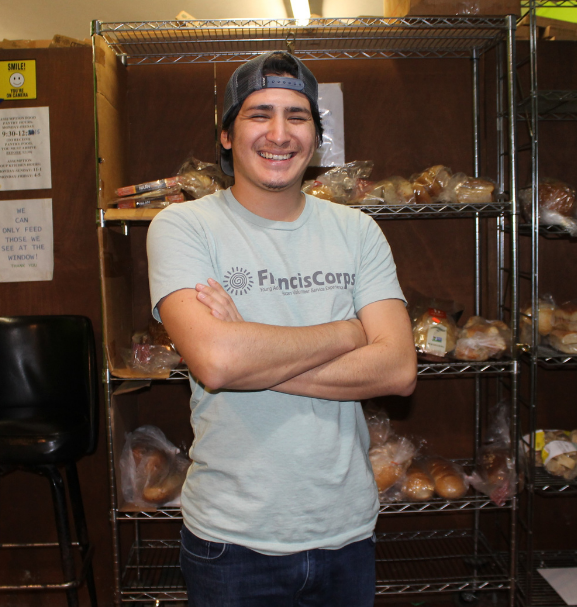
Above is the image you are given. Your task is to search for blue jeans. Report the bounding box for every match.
[180,525,376,606]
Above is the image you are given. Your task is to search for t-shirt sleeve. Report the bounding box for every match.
[353,214,406,313]
[147,204,215,322]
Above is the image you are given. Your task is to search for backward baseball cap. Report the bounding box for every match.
[220,50,319,176]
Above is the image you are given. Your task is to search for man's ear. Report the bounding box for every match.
[220,129,232,150]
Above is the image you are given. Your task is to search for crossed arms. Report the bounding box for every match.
[157,279,417,401]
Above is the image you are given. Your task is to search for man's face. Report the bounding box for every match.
[221,84,316,193]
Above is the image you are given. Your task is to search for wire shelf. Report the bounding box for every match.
[118,508,183,520]
[516,550,577,607]
[417,358,516,376]
[379,494,507,515]
[349,200,511,218]
[93,17,511,64]
[536,346,577,368]
[518,223,577,238]
[375,529,510,595]
[121,539,186,602]
[518,90,577,121]
[534,466,577,494]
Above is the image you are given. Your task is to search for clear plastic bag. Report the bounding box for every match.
[520,293,557,345]
[305,160,374,205]
[363,176,416,205]
[441,173,495,203]
[519,178,577,236]
[363,402,391,448]
[410,165,452,203]
[523,429,577,479]
[122,320,183,374]
[369,435,416,497]
[409,294,464,359]
[469,401,517,506]
[453,316,511,361]
[176,156,233,199]
[119,425,190,507]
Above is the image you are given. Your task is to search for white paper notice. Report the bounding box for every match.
[0,198,53,282]
[538,568,577,605]
[310,83,345,167]
[0,106,51,191]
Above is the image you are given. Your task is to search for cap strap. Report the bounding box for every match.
[264,76,305,91]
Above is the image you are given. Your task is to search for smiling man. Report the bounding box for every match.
[147,51,417,606]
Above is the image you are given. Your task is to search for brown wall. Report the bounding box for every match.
[0,46,108,606]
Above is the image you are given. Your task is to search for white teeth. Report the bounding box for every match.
[260,152,292,160]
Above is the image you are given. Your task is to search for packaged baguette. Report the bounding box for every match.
[115,176,180,197]
[113,193,186,209]
[441,173,495,203]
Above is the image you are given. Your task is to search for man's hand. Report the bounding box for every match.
[196,278,244,322]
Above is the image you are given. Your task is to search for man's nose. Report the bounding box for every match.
[266,114,290,146]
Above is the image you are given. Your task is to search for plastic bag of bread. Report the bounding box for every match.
[441,173,495,204]
[363,402,391,448]
[312,160,374,205]
[543,438,577,480]
[519,179,577,236]
[412,308,458,358]
[302,179,336,201]
[177,156,233,199]
[453,316,511,361]
[363,176,416,205]
[119,425,190,508]
[421,456,468,499]
[410,165,452,204]
[369,434,416,496]
[520,294,557,345]
[469,401,516,506]
[124,321,183,374]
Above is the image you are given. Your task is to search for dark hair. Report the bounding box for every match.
[220,53,324,170]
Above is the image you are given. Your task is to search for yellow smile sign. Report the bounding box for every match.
[0,60,37,100]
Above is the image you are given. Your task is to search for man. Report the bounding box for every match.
[147,50,417,606]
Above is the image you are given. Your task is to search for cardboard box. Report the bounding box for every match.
[383,0,521,17]
[516,14,577,40]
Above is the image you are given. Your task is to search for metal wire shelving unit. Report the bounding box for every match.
[516,2,577,606]
[93,15,519,607]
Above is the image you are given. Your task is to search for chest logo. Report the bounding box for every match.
[223,267,254,296]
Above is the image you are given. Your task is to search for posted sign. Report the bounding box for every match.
[0,60,37,100]
[0,198,53,282]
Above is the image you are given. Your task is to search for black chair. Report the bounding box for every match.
[0,315,99,607]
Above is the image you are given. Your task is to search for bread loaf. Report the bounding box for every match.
[454,177,494,203]
[400,465,435,501]
[413,309,457,357]
[425,457,468,499]
[369,436,415,493]
[142,470,186,504]
[548,329,577,354]
[411,165,452,202]
[554,302,577,332]
[538,179,576,217]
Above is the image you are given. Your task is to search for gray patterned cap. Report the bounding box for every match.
[221,51,319,176]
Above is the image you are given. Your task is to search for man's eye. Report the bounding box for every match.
[249,114,269,120]
[289,116,307,122]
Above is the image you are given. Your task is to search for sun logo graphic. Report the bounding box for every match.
[223,267,254,295]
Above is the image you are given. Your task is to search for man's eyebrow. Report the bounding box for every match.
[244,103,311,115]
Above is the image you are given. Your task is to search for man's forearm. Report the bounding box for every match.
[158,289,366,391]
[272,341,417,401]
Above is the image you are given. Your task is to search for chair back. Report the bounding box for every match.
[0,315,99,455]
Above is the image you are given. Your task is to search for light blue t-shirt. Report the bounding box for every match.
[147,188,405,555]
